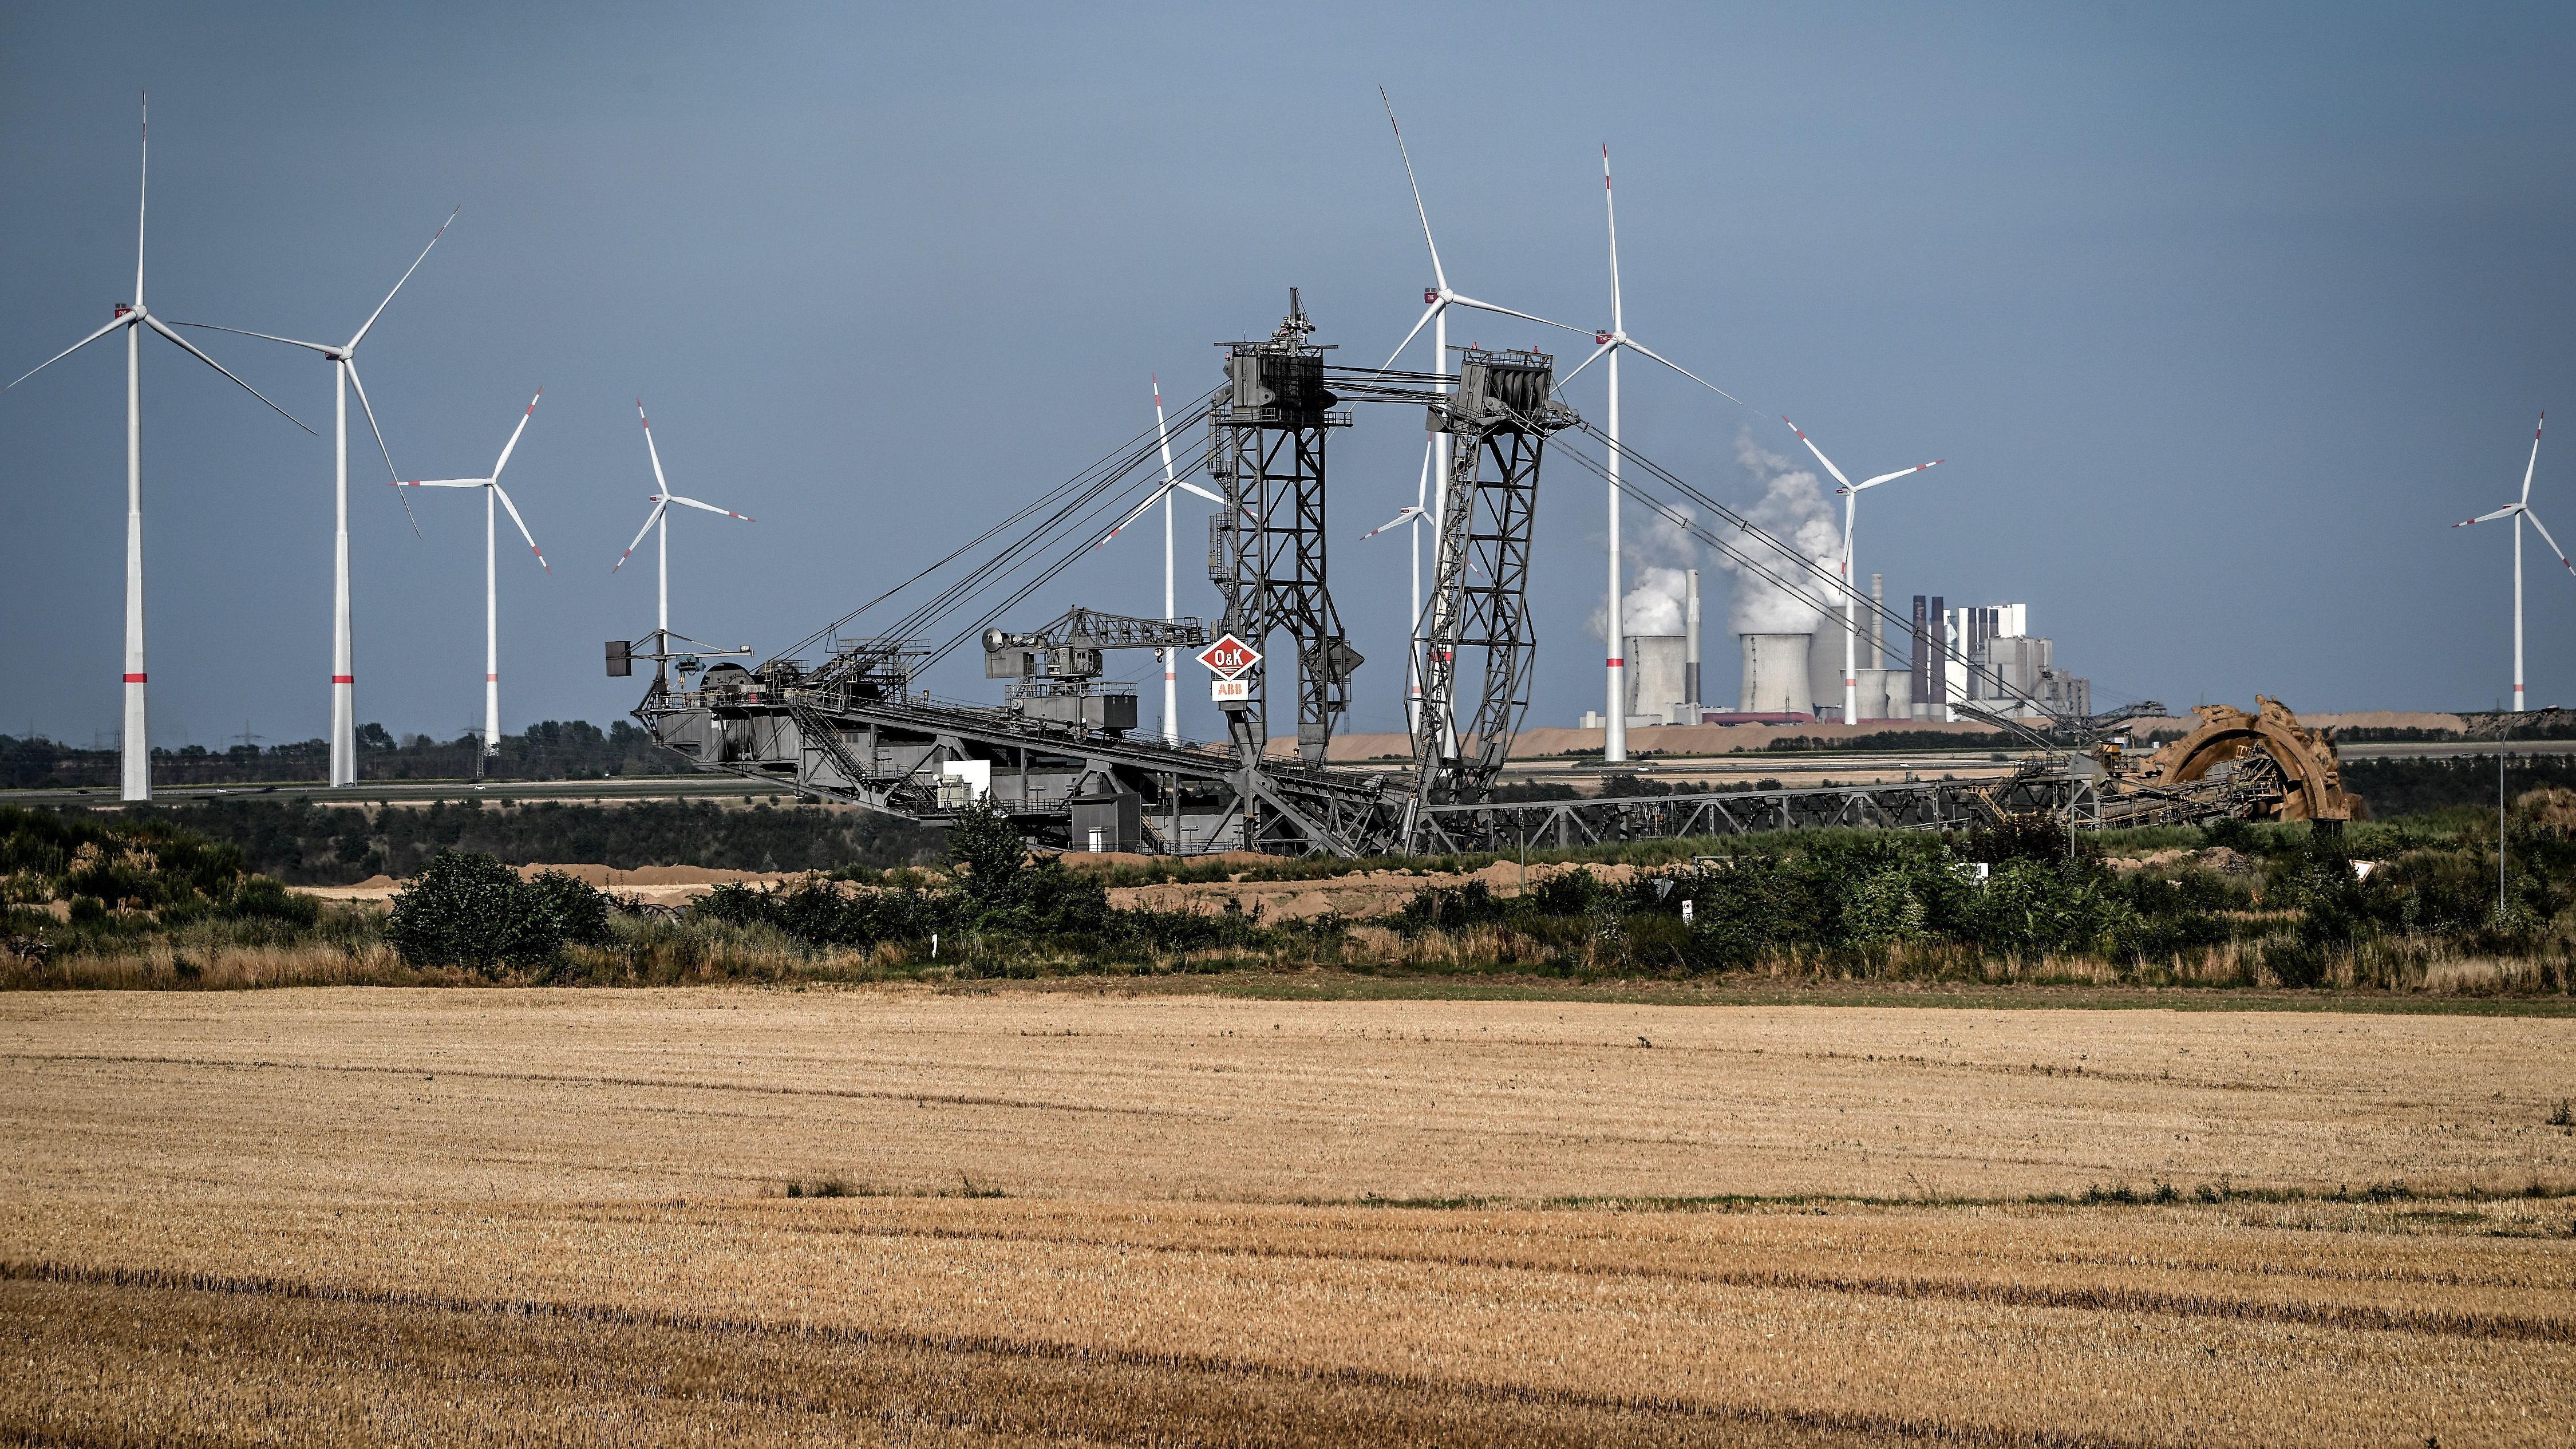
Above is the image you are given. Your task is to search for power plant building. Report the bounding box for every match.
[1585,567,2083,731]
[1739,633,1811,714]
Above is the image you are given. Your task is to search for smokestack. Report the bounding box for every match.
[1910,595,1929,717]
[1868,573,1884,671]
[1684,568,1701,706]
[1930,595,1946,720]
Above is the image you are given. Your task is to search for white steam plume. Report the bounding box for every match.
[1721,428,1840,636]
[1587,502,1698,642]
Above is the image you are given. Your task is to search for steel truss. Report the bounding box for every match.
[1406,349,1575,844]
[633,302,2279,859]
[642,669,1401,855]
[1208,294,1360,775]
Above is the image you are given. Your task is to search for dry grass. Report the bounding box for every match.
[2,988,2571,1444]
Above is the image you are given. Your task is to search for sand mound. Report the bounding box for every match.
[516,863,785,887]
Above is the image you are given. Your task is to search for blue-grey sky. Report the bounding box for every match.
[5,2,2574,750]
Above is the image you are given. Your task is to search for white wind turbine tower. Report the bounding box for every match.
[2455,413,2573,713]
[1378,88,1587,744]
[1360,438,1435,732]
[1781,417,1943,725]
[1098,377,1221,744]
[1555,145,1744,760]
[5,96,313,802]
[614,398,756,685]
[394,391,550,759]
[178,208,459,789]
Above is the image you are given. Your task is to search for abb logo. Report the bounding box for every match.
[1196,634,1262,679]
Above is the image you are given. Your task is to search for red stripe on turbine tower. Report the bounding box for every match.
[331,675,353,684]
[123,673,147,683]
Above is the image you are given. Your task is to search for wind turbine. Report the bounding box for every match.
[1360,437,1435,732]
[1099,377,1221,744]
[1378,89,1587,743]
[5,96,313,802]
[2455,413,2572,713]
[393,390,549,759]
[1555,145,1744,760]
[614,398,755,687]
[1782,417,1943,724]
[177,207,459,789]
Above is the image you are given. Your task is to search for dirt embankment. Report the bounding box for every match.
[297,863,799,904]
[1101,860,1638,922]
[293,855,1641,921]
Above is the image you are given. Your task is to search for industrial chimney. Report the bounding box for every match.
[1684,568,1701,708]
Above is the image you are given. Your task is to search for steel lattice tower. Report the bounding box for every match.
[1207,293,1362,772]
[1408,348,1575,826]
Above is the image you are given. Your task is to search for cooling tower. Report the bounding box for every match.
[1739,633,1812,714]
[1851,668,1896,721]
[1808,629,1852,721]
[1625,634,1688,720]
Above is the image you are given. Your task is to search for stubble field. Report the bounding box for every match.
[1,985,2570,1445]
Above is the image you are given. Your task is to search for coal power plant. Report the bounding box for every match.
[1587,566,2092,728]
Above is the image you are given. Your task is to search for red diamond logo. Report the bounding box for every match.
[1196,633,1262,680]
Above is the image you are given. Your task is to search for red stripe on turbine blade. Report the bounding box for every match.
[123,673,147,683]
[1606,658,1625,668]
[487,674,498,682]
[333,675,354,684]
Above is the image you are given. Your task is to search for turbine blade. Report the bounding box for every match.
[390,477,489,488]
[490,480,548,573]
[144,314,314,433]
[1097,489,1163,548]
[1445,292,1589,337]
[2522,505,2576,574]
[1379,298,1442,372]
[2456,504,2522,527]
[1554,338,1615,391]
[1361,505,1423,540]
[614,500,667,571]
[343,358,419,535]
[2524,410,2546,505]
[635,396,674,497]
[1851,459,1945,492]
[7,314,130,390]
[1380,88,1445,291]
[1152,372,1180,490]
[348,204,458,352]
[1602,143,1622,333]
[1781,415,1855,492]
[663,493,753,521]
[135,92,147,308]
[167,322,336,354]
[1173,479,1223,504]
[1624,338,1746,408]
[490,388,542,480]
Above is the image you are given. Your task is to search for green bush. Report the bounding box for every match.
[386,851,564,976]
[525,869,612,946]
[946,800,1029,903]
[222,874,319,927]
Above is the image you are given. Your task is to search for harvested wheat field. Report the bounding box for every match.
[2,987,2571,1445]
